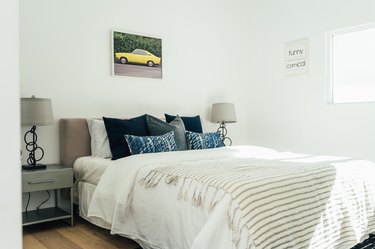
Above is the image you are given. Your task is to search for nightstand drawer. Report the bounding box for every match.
[22,170,73,193]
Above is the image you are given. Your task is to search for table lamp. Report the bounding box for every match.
[211,102,237,146]
[21,95,54,170]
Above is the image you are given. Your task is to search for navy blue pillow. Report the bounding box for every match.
[185,131,224,150]
[125,131,177,155]
[165,114,203,133]
[103,115,149,160]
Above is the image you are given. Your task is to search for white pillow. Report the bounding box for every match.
[86,119,112,158]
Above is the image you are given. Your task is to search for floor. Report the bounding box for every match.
[23,217,140,249]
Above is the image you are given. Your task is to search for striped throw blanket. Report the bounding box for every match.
[139,157,375,249]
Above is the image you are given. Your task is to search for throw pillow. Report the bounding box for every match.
[103,115,149,160]
[165,113,203,133]
[185,131,224,150]
[124,131,177,155]
[146,115,188,151]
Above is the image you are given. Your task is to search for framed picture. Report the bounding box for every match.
[112,30,162,79]
[285,38,309,76]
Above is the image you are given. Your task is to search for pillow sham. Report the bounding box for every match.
[165,114,203,133]
[146,115,188,151]
[185,131,224,150]
[103,115,149,160]
[86,119,112,158]
[124,131,177,155]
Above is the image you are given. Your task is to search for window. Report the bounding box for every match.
[133,49,148,56]
[327,23,375,104]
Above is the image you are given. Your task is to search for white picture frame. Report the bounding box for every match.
[285,38,309,76]
[112,30,163,79]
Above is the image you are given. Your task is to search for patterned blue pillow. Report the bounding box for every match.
[124,131,178,155]
[146,115,188,151]
[185,131,224,150]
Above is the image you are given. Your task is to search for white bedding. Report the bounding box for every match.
[86,145,375,249]
[73,156,111,185]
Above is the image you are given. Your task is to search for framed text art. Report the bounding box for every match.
[285,38,309,76]
[112,30,162,79]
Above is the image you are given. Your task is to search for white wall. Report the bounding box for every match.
[20,0,251,165]
[20,0,375,166]
[0,0,22,247]
[244,0,375,161]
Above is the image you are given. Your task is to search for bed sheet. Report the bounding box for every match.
[73,156,112,185]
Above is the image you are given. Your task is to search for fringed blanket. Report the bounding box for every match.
[139,157,375,249]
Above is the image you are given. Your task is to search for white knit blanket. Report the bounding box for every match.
[138,157,375,249]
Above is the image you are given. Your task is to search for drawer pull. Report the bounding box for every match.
[28,179,55,184]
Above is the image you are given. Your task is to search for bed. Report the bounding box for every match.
[60,118,375,249]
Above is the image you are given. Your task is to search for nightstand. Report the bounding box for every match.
[22,164,74,226]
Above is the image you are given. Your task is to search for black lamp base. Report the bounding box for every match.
[217,122,232,146]
[23,125,46,170]
[22,164,47,170]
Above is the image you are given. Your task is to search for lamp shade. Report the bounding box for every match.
[21,95,54,126]
[211,103,237,123]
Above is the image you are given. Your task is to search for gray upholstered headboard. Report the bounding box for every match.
[60,118,91,167]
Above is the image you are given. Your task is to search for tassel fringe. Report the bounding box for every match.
[138,168,255,249]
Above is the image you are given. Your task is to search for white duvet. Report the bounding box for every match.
[73,156,112,185]
[87,146,375,249]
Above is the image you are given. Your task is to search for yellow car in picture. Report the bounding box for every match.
[115,49,161,67]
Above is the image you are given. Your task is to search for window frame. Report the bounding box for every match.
[326,22,375,104]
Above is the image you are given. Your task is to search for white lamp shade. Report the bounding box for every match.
[211,103,237,123]
[21,96,54,126]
